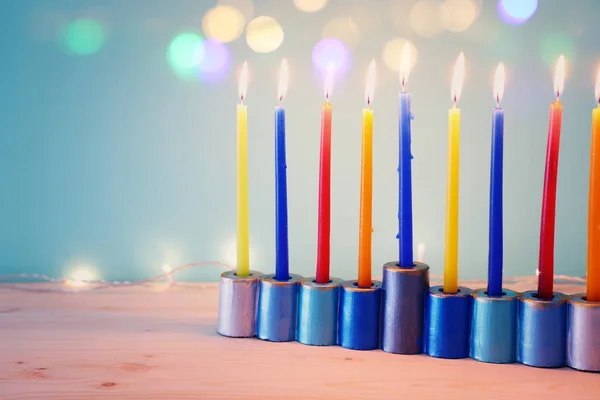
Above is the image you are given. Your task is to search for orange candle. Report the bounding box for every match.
[587,69,600,302]
[358,60,376,288]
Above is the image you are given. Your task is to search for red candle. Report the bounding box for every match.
[316,67,334,284]
[537,55,565,300]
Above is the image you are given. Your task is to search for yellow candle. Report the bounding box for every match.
[358,60,376,288]
[443,53,465,294]
[237,63,250,277]
[587,69,600,301]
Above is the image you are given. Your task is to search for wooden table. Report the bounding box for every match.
[1,281,598,399]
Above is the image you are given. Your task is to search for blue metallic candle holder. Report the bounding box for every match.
[296,277,341,346]
[470,289,518,364]
[567,294,600,372]
[424,286,472,359]
[517,290,567,368]
[338,280,382,350]
[217,270,262,338]
[256,273,302,342]
[381,261,430,354]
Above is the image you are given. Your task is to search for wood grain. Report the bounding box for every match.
[0,281,598,399]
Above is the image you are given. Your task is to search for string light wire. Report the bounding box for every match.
[0,261,584,293]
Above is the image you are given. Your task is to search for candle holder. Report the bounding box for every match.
[423,286,472,359]
[381,261,430,354]
[567,294,600,372]
[217,270,262,338]
[517,290,567,368]
[338,280,382,350]
[470,289,518,364]
[256,273,302,342]
[296,277,341,346]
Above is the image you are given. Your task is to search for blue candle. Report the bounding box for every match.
[275,105,289,281]
[397,45,414,267]
[275,60,290,281]
[398,91,414,267]
[487,64,505,296]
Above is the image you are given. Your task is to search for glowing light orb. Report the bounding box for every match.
[66,266,98,287]
[382,38,418,73]
[409,1,444,38]
[197,39,231,83]
[498,0,538,25]
[312,37,351,77]
[167,32,205,80]
[222,239,257,268]
[246,16,284,53]
[61,18,105,55]
[321,17,360,49]
[202,5,245,43]
[442,0,478,33]
[294,0,328,13]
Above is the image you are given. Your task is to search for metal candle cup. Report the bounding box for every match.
[338,280,382,350]
[470,289,518,364]
[424,286,472,359]
[296,277,341,346]
[217,270,261,338]
[517,290,567,368]
[567,294,600,372]
[256,273,302,342]
[381,261,430,354]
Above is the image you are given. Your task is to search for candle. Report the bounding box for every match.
[443,52,465,294]
[275,59,290,282]
[316,65,335,284]
[586,68,600,302]
[237,62,250,277]
[398,44,414,267]
[487,63,505,297]
[537,55,565,300]
[358,60,376,288]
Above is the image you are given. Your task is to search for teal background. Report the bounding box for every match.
[0,0,598,282]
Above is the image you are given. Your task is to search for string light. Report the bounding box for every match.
[0,262,584,293]
[0,261,234,293]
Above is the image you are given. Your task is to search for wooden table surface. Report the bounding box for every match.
[1,281,598,399]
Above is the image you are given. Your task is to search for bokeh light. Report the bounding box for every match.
[312,37,351,78]
[202,5,245,43]
[66,266,98,287]
[409,1,444,38]
[61,18,105,55]
[442,0,478,33]
[540,32,575,68]
[321,17,360,49]
[167,32,205,81]
[246,16,284,53]
[222,239,257,268]
[382,38,418,73]
[294,0,328,13]
[197,38,232,82]
[498,0,538,25]
[217,0,254,21]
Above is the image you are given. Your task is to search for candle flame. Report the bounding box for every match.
[239,61,248,102]
[451,52,465,106]
[324,63,335,100]
[399,43,411,89]
[595,67,600,105]
[278,58,289,102]
[365,59,376,106]
[554,55,565,100]
[494,63,505,106]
